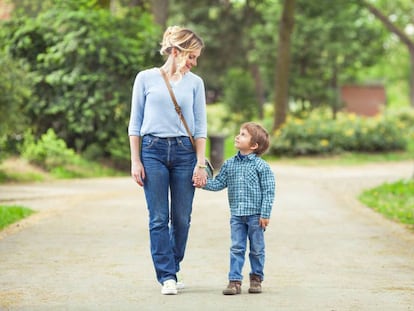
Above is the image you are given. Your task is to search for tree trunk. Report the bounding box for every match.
[150,0,168,29]
[361,0,414,108]
[273,0,295,131]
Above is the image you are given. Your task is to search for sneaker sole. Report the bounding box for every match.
[161,289,178,295]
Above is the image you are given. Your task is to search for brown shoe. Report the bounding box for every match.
[248,274,262,294]
[222,281,242,295]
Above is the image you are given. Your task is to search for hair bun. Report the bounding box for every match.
[160,25,204,56]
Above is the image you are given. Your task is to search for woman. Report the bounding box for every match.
[128,26,208,295]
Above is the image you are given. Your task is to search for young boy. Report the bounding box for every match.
[202,122,275,295]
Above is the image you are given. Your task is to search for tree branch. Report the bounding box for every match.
[361,0,414,49]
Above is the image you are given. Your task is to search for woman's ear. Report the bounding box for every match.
[171,47,180,56]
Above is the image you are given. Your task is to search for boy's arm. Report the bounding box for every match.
[259,164,276,219]
[202,162,228,191]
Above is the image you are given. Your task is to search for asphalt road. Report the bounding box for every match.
[0,161,413,311]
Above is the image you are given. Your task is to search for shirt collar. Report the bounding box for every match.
[236,151,257,161]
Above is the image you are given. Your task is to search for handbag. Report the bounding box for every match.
[160,68,214,178]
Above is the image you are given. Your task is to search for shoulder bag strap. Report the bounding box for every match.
[160,68,196,148]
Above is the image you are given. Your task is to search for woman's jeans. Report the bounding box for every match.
[228,214,265,281]
[141,135,196,284]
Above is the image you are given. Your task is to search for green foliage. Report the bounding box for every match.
[271,109,413,156]
[20,129,79,169]
[169,0,265,97]
[359,179,414,229]
[222,67,258,121]
[291,0,386,110]
[206,103,237,136]
[0,205,35,230]
[19,129,122,178]
[0,3,160,158]
[0,169,45,183]
[0,51,33,161]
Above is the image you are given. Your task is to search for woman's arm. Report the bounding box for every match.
[193,137,208,187]
[129,135,145,186]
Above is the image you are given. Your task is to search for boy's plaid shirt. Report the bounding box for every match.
[204,153,275,219]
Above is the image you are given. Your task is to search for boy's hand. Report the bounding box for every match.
[259,218,269,230]
[192,167,207,188]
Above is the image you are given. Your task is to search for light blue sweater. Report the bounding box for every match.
[128,67,207,138]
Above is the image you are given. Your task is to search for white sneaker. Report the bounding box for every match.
[176,281,185,290]
[161,279,178,295]
[176,273,185,290]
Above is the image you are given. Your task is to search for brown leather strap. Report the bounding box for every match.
[160,68,196,148]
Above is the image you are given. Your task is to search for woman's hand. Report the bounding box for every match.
[192,166,207,188]
[131,161,145,187]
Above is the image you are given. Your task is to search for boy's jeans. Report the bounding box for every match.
[228,214,265,281]
[141,135,196,284]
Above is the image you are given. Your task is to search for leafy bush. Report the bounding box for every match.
[20,128,79,170]
[206,103,238,137]
[19,128,123,178]
[0,3,160,159]
[0,52,33,161]
[270,109,412,156]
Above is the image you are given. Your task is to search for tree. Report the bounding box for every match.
[290,0,385,117]
[0,4,161,159]
[150,0,168,28]
[273,0,295,131]
[0,52,32,159]
[169,0,265,101]
[360,0,414,108]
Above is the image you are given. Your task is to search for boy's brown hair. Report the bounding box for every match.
[241,122,270,156]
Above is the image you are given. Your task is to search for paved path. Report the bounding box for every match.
[0,161,413,311]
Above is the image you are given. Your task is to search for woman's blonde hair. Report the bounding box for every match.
[160,26,204,56]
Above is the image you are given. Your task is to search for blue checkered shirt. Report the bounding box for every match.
[204,152,275,218]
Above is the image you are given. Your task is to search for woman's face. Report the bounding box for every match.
[177,48,201,74]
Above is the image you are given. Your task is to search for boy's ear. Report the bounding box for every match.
[250,142,259,151]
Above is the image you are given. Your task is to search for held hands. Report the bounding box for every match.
[131,161,145,187]
[193,166,207,188]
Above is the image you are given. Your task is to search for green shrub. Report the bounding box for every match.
[20,128,80,170]
[270,109,412,156]
[19,128,123,178]
[0,52,33,161]
[0,4,160,160]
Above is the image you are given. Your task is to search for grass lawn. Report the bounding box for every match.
[359,179,414,230]
[0,205,35,230]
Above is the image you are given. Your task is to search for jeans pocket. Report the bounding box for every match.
[177,137,195,152]
[142,135,159,150]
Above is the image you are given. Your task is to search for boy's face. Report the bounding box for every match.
[235,128,257,155]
